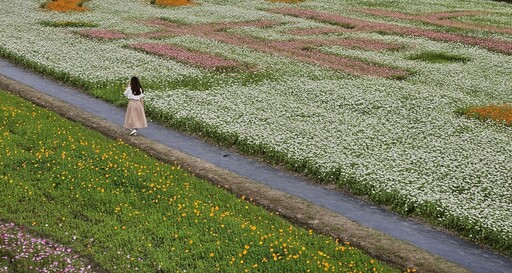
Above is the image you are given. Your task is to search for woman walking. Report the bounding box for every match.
[124,76,147,136]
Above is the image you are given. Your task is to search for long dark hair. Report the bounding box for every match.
[130,76,143,96]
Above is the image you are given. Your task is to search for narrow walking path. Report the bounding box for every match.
[1,59,511,273]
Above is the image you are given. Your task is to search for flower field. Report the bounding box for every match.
[0,0,511,257]
[0,89,400,272]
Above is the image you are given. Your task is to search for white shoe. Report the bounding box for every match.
[129,129,137,136]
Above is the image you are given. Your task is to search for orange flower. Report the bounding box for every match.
[154,0,193,7]
[44,0,88,12]
[466,104,512,126]
[269,0,305,3]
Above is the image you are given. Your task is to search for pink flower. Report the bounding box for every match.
[131,43,242,70]
[357,8,512,35]
[133,19,406,77]
[287,27,352,36]
[78,29,127,40]
[270,7,512,54]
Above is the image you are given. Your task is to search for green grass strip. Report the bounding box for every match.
[40,20,99,28]
[407,51,470,63]
[0,89,400,272]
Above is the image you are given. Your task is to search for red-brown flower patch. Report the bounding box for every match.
[44,0,89,12]
[297,38,401,51]
[78,29,127,40]
[286,27,353,36]
[465,104,512,126]
[357,8,512,35]
[77,17,407,77]
[270,7,512,54]
[138,19,408,78]
[131,43,243,70]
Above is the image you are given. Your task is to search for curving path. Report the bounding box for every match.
[1,58,511,273]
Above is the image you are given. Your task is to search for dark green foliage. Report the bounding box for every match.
[40,20,98,28]
[407,51,470,63]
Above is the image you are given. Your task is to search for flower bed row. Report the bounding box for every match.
[270,7,512,54]
[131,42,243,70]
[356,9,512,34]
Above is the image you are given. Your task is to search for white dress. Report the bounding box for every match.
[123,86,147,129]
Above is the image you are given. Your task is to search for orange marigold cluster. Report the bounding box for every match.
[269,0,305,2]
[44,0,88,12]
[154,0,193,6]
[466,104,512,126]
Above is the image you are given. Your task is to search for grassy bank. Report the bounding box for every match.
[0,88,401,272]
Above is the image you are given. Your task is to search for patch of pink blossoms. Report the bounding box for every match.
[270,7,512,54]
[78,29,127,40]
[0,222,95,273]
[138,19,407,78]
[357,8,512,34]
[131,43,242,70]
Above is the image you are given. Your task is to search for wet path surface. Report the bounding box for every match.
[1,59,511,273]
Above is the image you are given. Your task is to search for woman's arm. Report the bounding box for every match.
[123,86,131,98]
